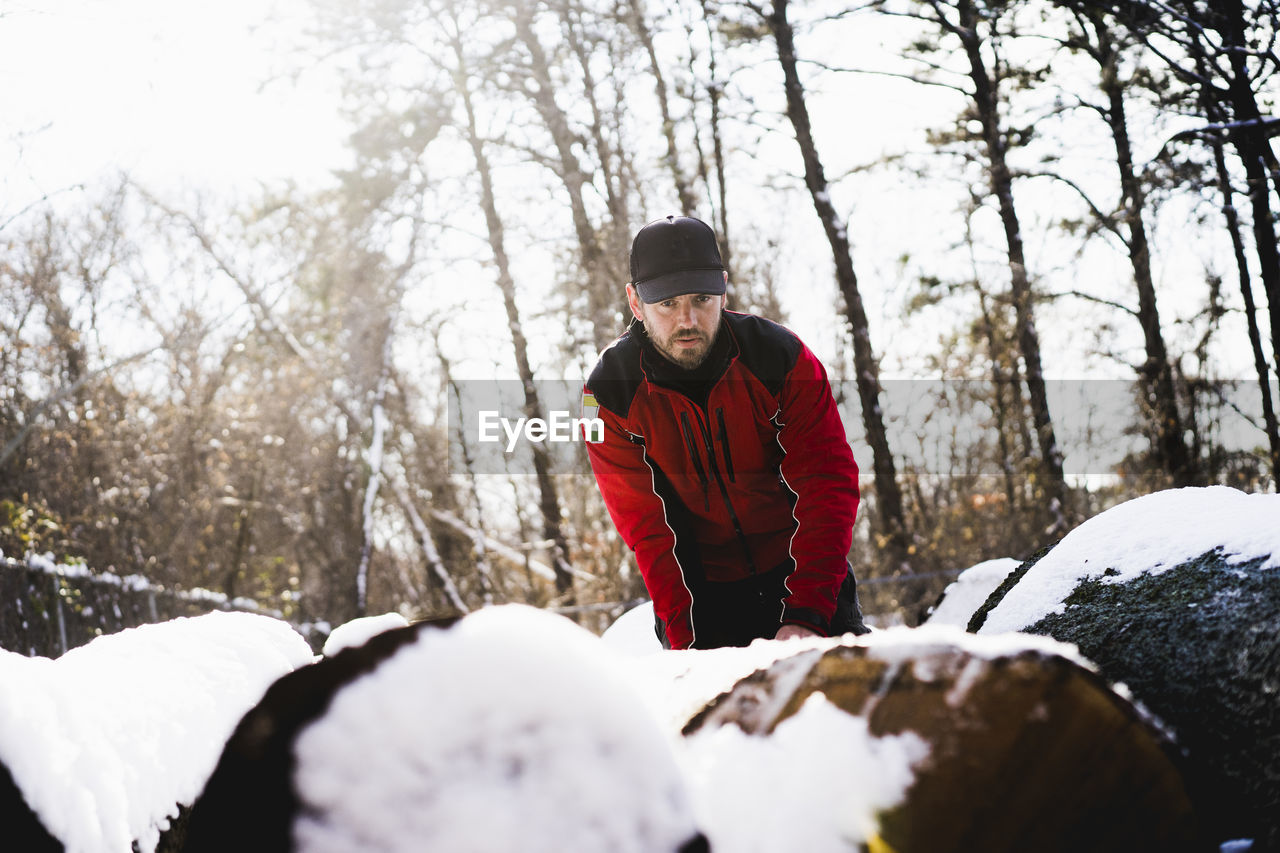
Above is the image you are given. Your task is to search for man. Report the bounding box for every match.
[583,215,868,650]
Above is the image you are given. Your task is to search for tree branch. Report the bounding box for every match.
[1014,169,1128,247]
[0,346,161,468]
[1045,288,1138,318]
[796,58,971,93]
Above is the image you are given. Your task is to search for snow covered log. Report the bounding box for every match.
[185,606,708,853]
[969,487,1280,849]
[921,557,1020,627]
[681,629,1202,853]
[0,611,313,853]
[0,759,61,852]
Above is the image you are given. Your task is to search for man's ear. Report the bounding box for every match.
[625,284,644,322]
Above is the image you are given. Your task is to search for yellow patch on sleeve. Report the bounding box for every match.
[581,390,602,442]
[581,391,599,420]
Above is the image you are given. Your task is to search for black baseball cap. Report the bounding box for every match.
[629,215,726,303]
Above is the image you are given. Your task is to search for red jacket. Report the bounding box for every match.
[584,310,860,649]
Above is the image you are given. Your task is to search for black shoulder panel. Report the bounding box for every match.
[586,331,645,418]
[723,311,803,397]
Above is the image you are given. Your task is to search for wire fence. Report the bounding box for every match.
[2,554,973,658]
[0,555,325,658]
[859,567,966,586]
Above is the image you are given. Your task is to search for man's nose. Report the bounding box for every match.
[675,300,697,324]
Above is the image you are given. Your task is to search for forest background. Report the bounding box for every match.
[3,0,1278,636]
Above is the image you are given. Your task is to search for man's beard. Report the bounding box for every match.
[653,325,715,369]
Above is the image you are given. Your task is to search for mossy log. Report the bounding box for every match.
[684,636,1206,853]
[971,547,1280,849]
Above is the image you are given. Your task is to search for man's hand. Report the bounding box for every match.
[775,623,819,641]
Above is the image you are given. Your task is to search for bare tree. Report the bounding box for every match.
[744,0,914,575]
[448,11,578,604]
[1048,3,1200,486]
[503,0,627,354]
[1116,0,1280,466]
[629,0,700,214]
[876,0,1071,531]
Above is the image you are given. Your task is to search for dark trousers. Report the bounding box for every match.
[658,561,869,649]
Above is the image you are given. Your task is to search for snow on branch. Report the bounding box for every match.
[393,480,470,614]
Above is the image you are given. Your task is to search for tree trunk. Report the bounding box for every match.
[1209,133,1280,481]
[1217,0,1280,414]
[767,0,912,574]
[953,0,1069,532]
[394,479,469,614]
[1093,17,1198,486]
[700,0,733,278]
[451,30,577,604]
[630,0,698,215]
[439,346,497,605]
[561,0,633,341]
[977,288,1022,528]
[512,1,617,356]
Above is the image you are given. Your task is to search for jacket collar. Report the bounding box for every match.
[632,314,738,404]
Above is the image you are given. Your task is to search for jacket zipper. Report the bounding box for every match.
[680,411,711,512]
[715,407,735,483]
[689,403,758,576]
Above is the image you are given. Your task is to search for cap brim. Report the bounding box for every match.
[635,269,726,303]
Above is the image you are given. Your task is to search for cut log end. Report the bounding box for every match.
[685,639,1206,853]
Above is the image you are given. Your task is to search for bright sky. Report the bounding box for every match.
[0,0,1263,396]
[0,0,347,207]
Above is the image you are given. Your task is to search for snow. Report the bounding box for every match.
[600,598,661,654]
[859,622,1089,669]
[321,611,410,656]
[3,486,1276,851]
[679,694,928,853]
[620,630,835,732]
[924,557,1022,627]
[0,603,931,852]
[979,486,1280,634]
[291,605,699,853]
[292,607,943,852]
[0,611,313,853]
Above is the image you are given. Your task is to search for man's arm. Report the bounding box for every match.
[773,345,861,635]
[585,394,698,649]
[775,623,819,641]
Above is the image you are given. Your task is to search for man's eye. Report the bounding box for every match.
[661,300,677,308]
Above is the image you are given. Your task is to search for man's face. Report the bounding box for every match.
[627,285,726,369]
